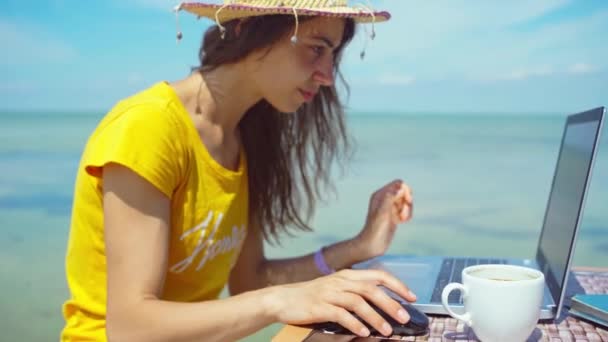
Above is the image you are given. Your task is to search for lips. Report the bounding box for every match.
[298,88,317,102]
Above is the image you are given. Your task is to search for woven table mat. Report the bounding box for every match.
[377,271,608,341]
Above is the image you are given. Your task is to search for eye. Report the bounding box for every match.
[310,45,325,57]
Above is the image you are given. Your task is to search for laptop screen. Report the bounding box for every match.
[537,107,604,304]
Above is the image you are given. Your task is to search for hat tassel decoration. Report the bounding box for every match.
[355,3,376,60]
[172,0,390,55]
[174,3,184,44]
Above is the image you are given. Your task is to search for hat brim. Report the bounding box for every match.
[180,2,391,24]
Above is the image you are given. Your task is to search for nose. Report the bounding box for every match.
[312,57,335,86]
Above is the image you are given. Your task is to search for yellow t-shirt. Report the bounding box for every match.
[61,82,249,341]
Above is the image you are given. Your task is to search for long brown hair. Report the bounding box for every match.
[198,15,356,243]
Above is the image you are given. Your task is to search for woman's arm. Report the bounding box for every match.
[229,220,368,293]
[229,179,413,292]
[104,164,415,341]
[103,163,277,341]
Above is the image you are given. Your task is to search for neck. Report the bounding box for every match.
[173,64,262,135]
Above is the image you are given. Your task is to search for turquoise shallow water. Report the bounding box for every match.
[0,111,607,341]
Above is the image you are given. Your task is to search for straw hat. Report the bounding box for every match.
[173,0,389,58]
[176,0,391,24]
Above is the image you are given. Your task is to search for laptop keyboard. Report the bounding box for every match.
[430,257,508,304]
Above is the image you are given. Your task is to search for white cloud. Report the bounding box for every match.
[481,66,555,82]
[364,0,572,56]
[345,1,608,84]
[0,19,77,65]
[474,62,600,82]
[568,63,597,74]
[377,74,416,86]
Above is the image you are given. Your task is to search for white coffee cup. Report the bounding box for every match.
[441,264,545,342]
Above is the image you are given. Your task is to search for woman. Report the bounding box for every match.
[61,1,415,341]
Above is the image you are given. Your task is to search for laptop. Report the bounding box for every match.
[353,107,605,320]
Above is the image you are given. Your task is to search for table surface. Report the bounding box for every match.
[272,267,608,342]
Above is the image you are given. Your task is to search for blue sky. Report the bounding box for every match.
[0,0,607,114]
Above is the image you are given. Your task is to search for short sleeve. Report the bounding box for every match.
[83,103,187,198]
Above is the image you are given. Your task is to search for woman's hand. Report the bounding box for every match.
[264,269,417,337]
[356,179,414,259]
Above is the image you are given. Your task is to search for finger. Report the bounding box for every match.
[374,180,400,199]
[389,189,409,215]
[393,184,413,222]
[392,203,405,225]
[395,183,413,205]
[395,200,412,222]
[381,182,401,200]
[354,282,412,325]
[387,179,403,189]
[340,269,417,303]
[403,183,413,204]
[329,307,371,337]
[401,201,413,221]
[370,186,392,210]
[381,185,404,211]
[392,203,400,222]
[376,180,402,200]
[390,195,411,223]
[331,292,392,336]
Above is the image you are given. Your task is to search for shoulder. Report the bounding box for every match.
[93,82,192,146]
[81,83,193,195]
[115,83,186,128]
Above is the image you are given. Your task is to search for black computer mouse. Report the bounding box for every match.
[313,301,429,337]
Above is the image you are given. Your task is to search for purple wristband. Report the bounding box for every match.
[314,247,335,275]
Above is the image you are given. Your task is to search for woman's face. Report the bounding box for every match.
[246,17,346,113]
